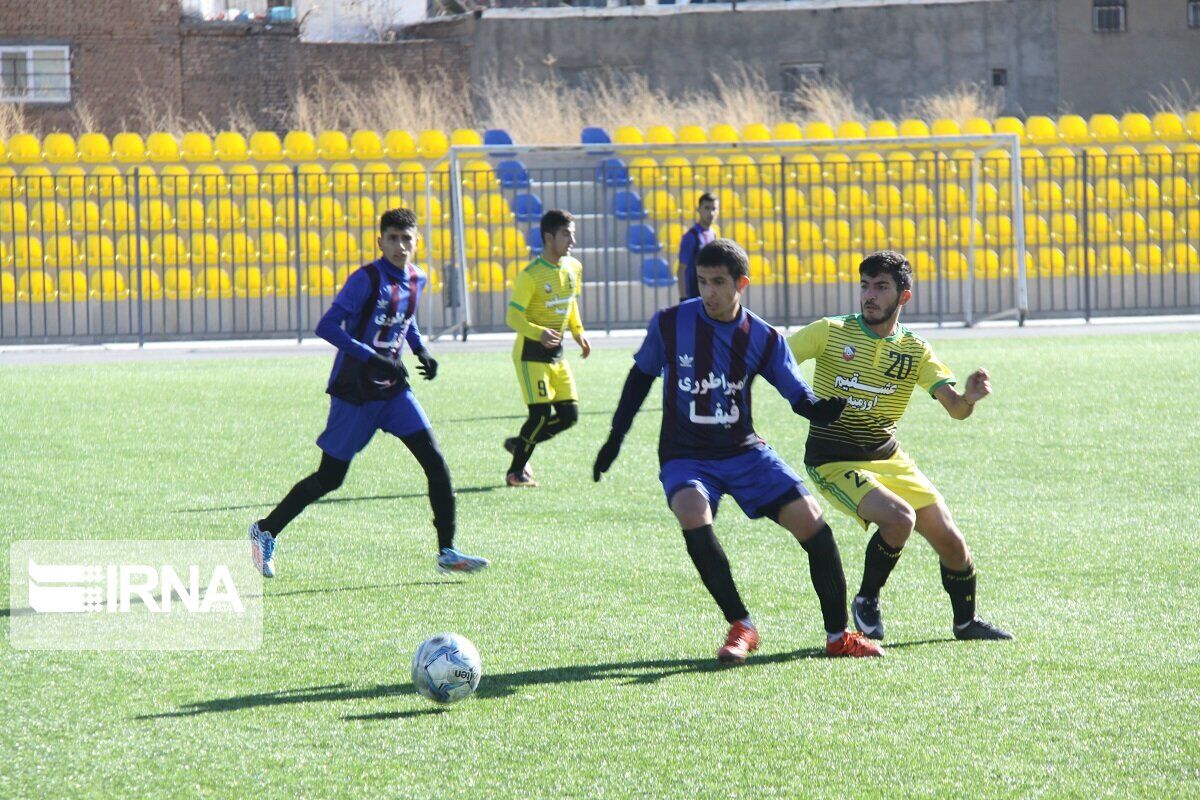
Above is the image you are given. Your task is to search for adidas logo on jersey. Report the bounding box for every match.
[678,354,694,368]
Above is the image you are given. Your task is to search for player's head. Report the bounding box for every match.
[697,192,719,227]
[695,238,750,321]
[378,207,419,268]
[540,209,575,262]
[859,250,913,325]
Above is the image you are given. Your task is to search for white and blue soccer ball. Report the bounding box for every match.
[411,632,482,704]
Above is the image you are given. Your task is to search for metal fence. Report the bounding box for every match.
[0,136,1196,344]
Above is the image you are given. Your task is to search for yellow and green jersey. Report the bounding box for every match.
[788,314,955,466]
[506,255,584,363]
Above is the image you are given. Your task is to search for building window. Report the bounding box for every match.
[992,68,1008,88]
[0,46,70,103]
[1093,0,1126,32]
[1189,0,1200,28]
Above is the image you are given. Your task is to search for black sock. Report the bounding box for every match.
[403,430,456,551]
[941,562,977,626]
[509,405,553,475]
[858,529,904,599]
[683,525,749,623]
[259,452,349,537]
[532,401,579,443]
[799,523,849,635]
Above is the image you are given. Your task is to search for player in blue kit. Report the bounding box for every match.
[593,239,884,662]
[248,208,489,579]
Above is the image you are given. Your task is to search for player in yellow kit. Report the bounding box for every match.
[503,209,591,487]
[788,250,1012,642]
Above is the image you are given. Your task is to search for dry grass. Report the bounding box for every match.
[790,77,871,126]
[1146,81,1200,116]
[287,68,472,135]
[905,81,1003,124]
[0,103,37,139]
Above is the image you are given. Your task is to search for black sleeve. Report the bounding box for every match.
[610,366,657,437]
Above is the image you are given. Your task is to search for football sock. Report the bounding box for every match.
[259,452,350,537]
[508,405,552,475]
[402,430,457,551]
[940,562,977,626]
[738,616,755,629]
[827,631,845,643]
[683,525,749,623]
[532,401,578,443]
[799,523,849,635]
[858,529,905,598]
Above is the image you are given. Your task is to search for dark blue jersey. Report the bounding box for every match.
[633,299,818,463]
[316,257,427,403]
[677,224,717,300]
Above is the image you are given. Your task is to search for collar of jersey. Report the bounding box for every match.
[699,302,745,328]
[376,256,413,279]
[533,256,562,270]
[855,313,902,342]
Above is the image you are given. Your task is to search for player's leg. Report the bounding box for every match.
[506,402,553,486]
[663,462,757,664]
[914,501,1011,640]
[772,495,883,657]
[848,485,917,638]
[536,361,579,442]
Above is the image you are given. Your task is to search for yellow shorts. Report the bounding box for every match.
[805,449,943,530]
[514,358,578,405]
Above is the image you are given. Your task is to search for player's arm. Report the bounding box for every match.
[405,318,438,380]
[506,270,560,349]
[786,318,830,365]
[315,271,406,380]
[593,314,665,481]
[675,232,695,302]
[763,330,846,425]
[567,290,590,359]
[935,368,990,420]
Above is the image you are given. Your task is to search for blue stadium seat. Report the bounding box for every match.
[596,158,631,187]
[513,192,543,222]
[525,225,543,255]
[484,129,514,147]
[582,127,612,146]
[613,190,646,220]
[626,223,661,253]
[641,257,674,287]
[497,159,531,190]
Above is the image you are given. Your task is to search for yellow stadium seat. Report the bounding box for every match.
[724,220,760,251]
[1048,211,1078,244]
[76,133,112,165]
[747,254,774,284]
[199,266,233,298]
[886,217,917,247]
[475,193,511,226]
[21,167,55,201]
[1018,148,1048,182]
[346,195,377,228]
[221,232,258,264]
[464,227,491,259]
[189,233,221,268]
[677,125,708,145]
[646,125,677,146]
[741,123,771,144]
[181,132,215,162]
[18,270,56,301]
[806,185,835,215]
[804,121,835,140]
[1132,243,1165,273]
[901,184,934,213]
[1088,114,1122,144]
[613,126,644,146]
[304,265,337,295]
[317,130,351,160]
[627,156,658,185]
[772,121,802,141]
[809,253,840,283]
[874,184,902,213]
[1171,142,1199,172]
[323,230,361,264]
[1170,243,1200,273]
[384,129,417,159]
[884,150,917,181]
[328,162,361,194]
[115,234,150,269]
[31,200,68,232]
[152,234,189,269]
[43,235,77,269]
[92,268,131,300]
[898,119,931,138]
[951,216,984,247]
[822,152,852,182]
[0,167,20,201]
[1024,214,1052,246]
[283,131,318,161]
[759,219,784,250]
[297,163,329,195]
[309,197,345,228]
[1025,116,1059,146]
[451,129,482,148]
[145,133,180,163]
[1120,113,1154,143]
[744,187,775,216]
[867,120,898,139]
[214,131,249,162]
[470,260,502,293]
[492,228,529,259]
[710,124,739,144]
[350,130,384,160]
[42,133,77,164]
[0,270,15,301]
[1147,208,1175,238]
[644,189,680,219]
[360,162,397,195]
[159,164,191,199]
[225,164,260,198]
[81,234,117,269]
[837,120,867,139]
[8,133,42,165]
[1162,176,1198,206]
[839,185,872,213]
[1142,143,1173,175]
[929,118,961,137]
[823,218,851,248]
[713,187,744,217]
[174,197,204,228]
[1056,115,1090,145]
[854,151,887,182]
[415,193,443,224]
[854,218,888,249]
[162,267,193,298]
[139,198,174,229]
[790,219,821,248]
[1128,177,1161,205]
[916,217,949,247]
[102,199,137,233]
[1115,210,1148,239]
[1044,145,1077,179]
[426,227,451,260]
[961,117,994,136]
[232,266,264,298]
[191,164,229,198]
[462,159,496,191]
[394,161,428,193]
[1108,144,1143,176]
[0,200,29,232]
[658,156,693,187]
[992,117,1024,140]
[249,131,283,161]
[417,129,449,160]
[260,233,290,267]
[691,156,721,187]
[58,268,88,300]
[1185,112,1200,138]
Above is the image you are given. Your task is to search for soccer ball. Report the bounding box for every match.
[411,632,482,704]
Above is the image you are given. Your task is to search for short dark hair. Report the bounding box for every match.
[859,250,913,292]
[540,209,574,243]
[695,238,749,281]
[380,207,418,235]
[697,192,718,207]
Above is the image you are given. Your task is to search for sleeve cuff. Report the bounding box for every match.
[928,378,957,398]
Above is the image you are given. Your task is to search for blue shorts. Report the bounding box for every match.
[316,391,431,462]
[660,446,810,520]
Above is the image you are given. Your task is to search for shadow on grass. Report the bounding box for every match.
[250,580,462,600]
[175,485,500,514]
[138,647,828,721]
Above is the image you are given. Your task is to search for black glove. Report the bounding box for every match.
[592,432,624,482]
[793,395,847,426]
[415,350,438,381]
[368,352,408,384]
